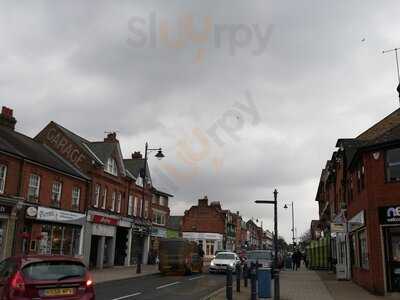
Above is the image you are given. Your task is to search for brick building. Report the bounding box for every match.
[0,107,89,260]
[182,196,225,257]
[316,108,400,294]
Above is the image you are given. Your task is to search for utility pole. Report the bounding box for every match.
[383,47,400,103]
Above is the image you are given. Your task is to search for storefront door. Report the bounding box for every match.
[386,227,400,292]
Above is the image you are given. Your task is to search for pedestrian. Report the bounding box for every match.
[295,250,302,270]
[291,252,297,271]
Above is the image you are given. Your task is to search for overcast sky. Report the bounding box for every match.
[2,1,400,242]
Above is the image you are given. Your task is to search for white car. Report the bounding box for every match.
[209,252,240,273]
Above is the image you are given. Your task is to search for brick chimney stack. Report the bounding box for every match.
[131,151,143,159]
[198,195,208,207]
[104,132,118,142]
[0,106,17,130]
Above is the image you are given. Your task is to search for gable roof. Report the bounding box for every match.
[0,126,89,180]
[123,158,151,183]
[46,122,126,176]
[356,108,400,140]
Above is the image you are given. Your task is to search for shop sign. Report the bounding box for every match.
[0,205,12,215]
[119,219,131,228]
[182,232,223,240]
[379,206,400,225]
[26,206,38,217]
[348,210,365,232]
[92,223,115,237]
[331,223,345,233]
[151,227,167,238]
[92,215,119,226]
[37,207,85,225]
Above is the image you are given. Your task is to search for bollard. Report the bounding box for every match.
[243,263,248,288]
[236,263,241,293]
[226,266,233,300]
[250,265,257,300]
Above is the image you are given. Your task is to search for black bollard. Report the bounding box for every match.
[250,265,257,300]
[226,266,233,300]
[243,263,248,288]
[236,263,241,293]
[136,253,142,274]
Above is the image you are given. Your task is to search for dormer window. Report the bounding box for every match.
[105,157,118,176]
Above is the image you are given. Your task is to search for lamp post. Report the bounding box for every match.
[284,202,295,246]
[137,142,164,274]
[255,189,280,300]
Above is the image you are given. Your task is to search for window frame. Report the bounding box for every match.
[358,229,369,270]
[111,191,116,211]
[116,192,122,213]
[101,187,107,209]
[104,158,118,176]
[28,174,41,202]
[94,184,101,208]
[51,182,62,207]
[0,164,7,194]
[128,195,133,216]
[72,187,81,210]
[385,148,400,182]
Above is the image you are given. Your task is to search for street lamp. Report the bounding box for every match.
[284,202,295,246]
[255,189,280,300]
[137,142,164,274]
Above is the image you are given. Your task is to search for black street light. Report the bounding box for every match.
[137,142,164,274]
[255,189,280,300]
[284,202,295,246]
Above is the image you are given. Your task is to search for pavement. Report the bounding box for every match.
[206,267,396,300]
[92,264,160,284]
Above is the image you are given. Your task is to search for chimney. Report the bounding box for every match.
[198,195,208,207]
[0,106,17,130]
[131,151,143,159]
[104,132,118,142]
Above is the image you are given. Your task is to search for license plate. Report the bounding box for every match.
[44,288,75,296]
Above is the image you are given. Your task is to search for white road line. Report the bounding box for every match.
[189,275,205,281]
[156,281,181,290]
[110,292,142,300]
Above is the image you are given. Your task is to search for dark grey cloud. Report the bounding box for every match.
[2,0,400,241]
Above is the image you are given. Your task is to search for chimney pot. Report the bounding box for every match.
[131,151,143,159]
[104,132,118,142]
[0,106,17,130]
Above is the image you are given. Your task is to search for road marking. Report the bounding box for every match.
[189,275,205,281]
[156,281,181,290]
[110,292,142,300]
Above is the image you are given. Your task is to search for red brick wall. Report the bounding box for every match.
[182,204,225,234]
[0,154,22,196]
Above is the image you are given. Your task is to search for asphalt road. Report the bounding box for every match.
[95,272,226,300]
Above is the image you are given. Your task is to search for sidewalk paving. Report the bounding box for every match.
[92,264,159,284]
[208,267,395,300]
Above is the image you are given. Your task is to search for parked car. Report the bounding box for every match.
[0,255,95,300]
[209,252,240,273]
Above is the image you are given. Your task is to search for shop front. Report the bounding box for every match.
[130,219,151,265]
[182,232,223,258]
[24,206,85,257]
[85,211,118,270]
[379,206,400,293]
[149,226,167,264]
[114,218,131,266]
[0,199,16,260]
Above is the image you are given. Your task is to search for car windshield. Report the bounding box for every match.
[247,251,272,260]
[215,253,235,260]
[22,261,86,281]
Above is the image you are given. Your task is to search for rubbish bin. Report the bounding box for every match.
[257,267,272,298]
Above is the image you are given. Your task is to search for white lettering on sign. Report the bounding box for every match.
[387,207,400,218]
[46,128,86,168]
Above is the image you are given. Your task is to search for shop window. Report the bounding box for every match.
[358,230,369,269]
[104,158,118,176]
[386,148,400,182]
[94,184,100,207]
[102,187,107,209]
[350,234,358,266]
[0,165,6,194]
[38,225,80,256]
[206,240,215,256]
[28,174,40,202]
[117,192,122,213]
[72,187,80,210]
[111,191,116,211]
[51,182,62,207]
[144,200,149,218]
[128,195,133,215]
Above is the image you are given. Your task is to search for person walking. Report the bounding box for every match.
[291,251,297,271]
[295,250,302,270]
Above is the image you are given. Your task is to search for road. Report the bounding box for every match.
[95,272,226,300]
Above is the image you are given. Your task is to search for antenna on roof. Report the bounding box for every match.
[383,47,400,104]
[104,130,120,134]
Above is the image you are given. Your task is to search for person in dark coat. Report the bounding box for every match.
[295,250,302,270]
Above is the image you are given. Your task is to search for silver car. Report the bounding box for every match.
[209,252,240,273]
